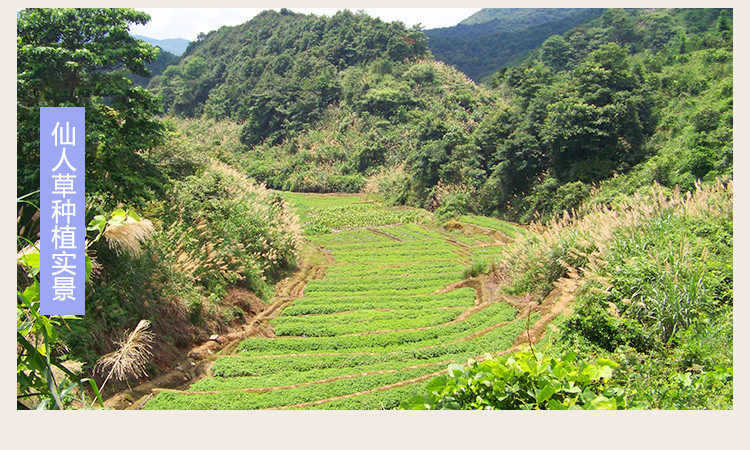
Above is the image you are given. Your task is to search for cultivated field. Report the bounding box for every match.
[145,194,542,410]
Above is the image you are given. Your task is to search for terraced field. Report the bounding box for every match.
[144,194,539,410]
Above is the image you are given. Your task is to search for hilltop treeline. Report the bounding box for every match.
[149,9,428,146]
[153,8,732,225]
[425,8,604,81]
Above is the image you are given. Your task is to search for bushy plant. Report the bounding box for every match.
[400,350,630,410]
[161,162,302,299]
[463,257,489,279]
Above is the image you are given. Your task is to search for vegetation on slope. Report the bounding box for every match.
[17,7,733,410]
[403,178,732,409]
[152,8,732,228]
[148,8,428,147]
[17,9,303,407]
[425,8,604,81]
[144,194,531,410]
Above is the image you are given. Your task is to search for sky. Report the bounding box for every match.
[129,8,483,41]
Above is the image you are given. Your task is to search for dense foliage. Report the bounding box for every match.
[129,47,179,89]
[16,9,304,393]
[17,7,732,411]
[425,8,603,81]
[149,9,428,146]
[491,179,733,409]
[145,194,531,410]
[154,8,732,227]
[400,351,628,410]
[17,8,167,212]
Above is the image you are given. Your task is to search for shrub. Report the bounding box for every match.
[400,350,630,410]
[463,257,489,279]
[161,162,302,299]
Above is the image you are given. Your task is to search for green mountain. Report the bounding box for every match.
[459,8,596,28]
[148,9,428,146]
[149,8,732,225]
[132,34,190,56]
[16,7,733,411]
[425,8,604,81]
[128,46,180,88]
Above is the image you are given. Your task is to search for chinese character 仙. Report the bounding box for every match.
[51,121,76,147]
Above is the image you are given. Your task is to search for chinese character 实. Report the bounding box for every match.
[51,121,76,147]
[51,252,76,276]
[51,147,77,172]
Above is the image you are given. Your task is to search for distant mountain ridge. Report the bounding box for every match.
[425,8,604,81]
[132,34,190,56]
[457,8,586,27]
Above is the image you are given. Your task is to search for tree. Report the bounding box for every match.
[17,8,167,212]
[540,35,573,71]
[602,8,637,45]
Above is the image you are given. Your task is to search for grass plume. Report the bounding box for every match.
[94,319,155,392]
[103,217,155,257]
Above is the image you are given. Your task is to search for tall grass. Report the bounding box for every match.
[496,179,732,303]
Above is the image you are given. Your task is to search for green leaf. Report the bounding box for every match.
[588,395,618,410]
[85,254,93,282]
[440,401,462,410]
[127,209,142,221]
[18,251,41,277]
[579,364,600,384]
[536,383,557,404]
[86,215,107,233]
[86,378,104,408]
[21,281,41,305]
[426,376,448,394]
[111,208,127,219]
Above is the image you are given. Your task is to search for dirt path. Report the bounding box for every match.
[106,245,331,410]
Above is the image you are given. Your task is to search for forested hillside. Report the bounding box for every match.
[153,8,732,225]
[17,9,303,408]
[148,9,428,146]
[459,8,589,26]
[425,8,603,81]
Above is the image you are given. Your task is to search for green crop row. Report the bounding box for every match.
[332,248,461,264]
[189,360,446,392]
[323,238,457,252]
[144,365,439,410]
[373,224,449,242]
[271,308,465,337]
[305,203,424,231]
[323,261,463,280]
[308,228,392,246]
[303,382,430,410]
[294,289,469,304]
[304,286,451,299]
[470,245,506,258]
[304,273,462,293]
[458,215,527,238]
[238,303,518,356]
[280,290,476,316]
[212,317,531,378]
